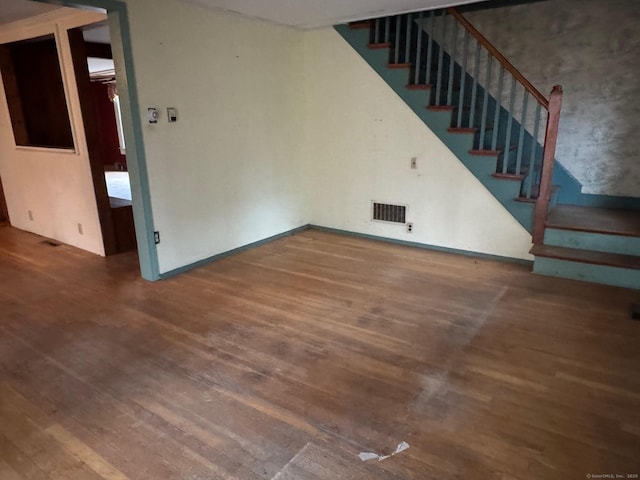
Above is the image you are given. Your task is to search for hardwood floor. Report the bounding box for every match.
[1,224,639,479]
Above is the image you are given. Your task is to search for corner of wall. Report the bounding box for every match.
[301,27,533,261]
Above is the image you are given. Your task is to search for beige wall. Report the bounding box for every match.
[464,0,640,197]
[117,0,533,270]
[0,8,107,255]
[302,29,532,260]
[123,0,308,273]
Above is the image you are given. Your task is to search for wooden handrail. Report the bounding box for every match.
[448,8,549,110]
[532,85,563,244]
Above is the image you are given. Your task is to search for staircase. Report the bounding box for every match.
[531,206,640,289]
[337,9,640,289]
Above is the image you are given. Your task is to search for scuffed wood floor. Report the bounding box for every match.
[1,225,639,479]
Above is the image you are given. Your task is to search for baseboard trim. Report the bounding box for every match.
[158,225,310,280]
[159,223,533,279]
[309,225,534,266]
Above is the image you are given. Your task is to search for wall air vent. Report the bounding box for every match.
[372,202,407,224]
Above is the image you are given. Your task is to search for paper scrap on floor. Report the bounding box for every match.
[359,441,410,462]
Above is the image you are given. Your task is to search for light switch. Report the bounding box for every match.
[147,107,159,124]
[167,107,178,123]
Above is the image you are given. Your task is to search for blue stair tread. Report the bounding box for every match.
[530,245,640,270]
[547,205,640,237]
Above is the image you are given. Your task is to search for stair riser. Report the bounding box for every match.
[544,228,640,257]
[533,257,640,289]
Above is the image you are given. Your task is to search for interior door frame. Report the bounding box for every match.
[34,0,160,280]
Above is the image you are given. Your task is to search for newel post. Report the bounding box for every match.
[532,85,563,245]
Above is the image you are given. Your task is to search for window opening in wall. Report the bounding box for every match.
[0,34,75,149]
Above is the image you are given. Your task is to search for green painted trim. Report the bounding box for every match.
[158,225,310,279]
[34,0,160,281]
[309,225,533,266]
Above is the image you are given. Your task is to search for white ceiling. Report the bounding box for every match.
[0,0,62,26]
[180,0,490,29]
[83,22,111,44]
[1,0,491,31]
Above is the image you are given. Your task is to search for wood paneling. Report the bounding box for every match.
[1,227,639,479]
[2,35,74,149]
[84,41,112,60]
[109,198,136,253]
[0,44,28,146]
[67,28,118,256]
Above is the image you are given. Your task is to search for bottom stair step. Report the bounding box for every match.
[530,245,640,269]
[530,245,640,289]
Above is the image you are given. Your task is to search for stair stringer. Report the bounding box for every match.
[335,24,535,232]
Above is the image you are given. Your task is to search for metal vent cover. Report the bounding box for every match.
[372,202,407,224]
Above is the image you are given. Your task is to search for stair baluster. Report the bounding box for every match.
[515,92,529,177]
[435,14,446,106]
[479,55,493,150]
[384,17,390,43]
[502,78,517,174]
[524,104,543,199]
[468,42,481,128]
[414,12,424,85]
[394,16,401,63]
[425,11,435,85]
[456,29,469,128]
[405,14,412,65]
[446,19,458,106]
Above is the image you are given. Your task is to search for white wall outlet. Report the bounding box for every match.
[407,222,413,233]
[28,210,33,221]
[77,223,83,235]
[411,157,417,169]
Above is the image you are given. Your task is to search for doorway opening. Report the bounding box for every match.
[75,20,136,252]
[0,0,159,279]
